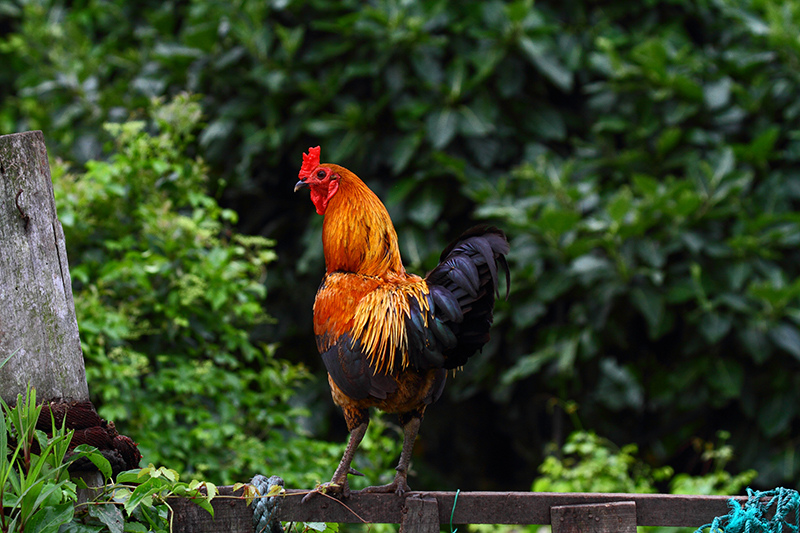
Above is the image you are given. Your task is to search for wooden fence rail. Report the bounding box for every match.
[171,487,754,533]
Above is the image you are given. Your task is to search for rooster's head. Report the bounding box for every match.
[295,146,340,215]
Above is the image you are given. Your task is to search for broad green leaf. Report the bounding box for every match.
[536,271,575,302]
[630,287,665,339]
[768,324,800,361]
[699,312,732,344]
[607,188,633,225]
[739,326,772,364]
[122,523,148,533]
[631,38,667,78]
[712,359,743,399]
[637,240,665,269]
[656,127,682,157]
[500,347,557,386]
[125,478,166,514]
[115,470,143,484]
[426,108,458,149]
[204,481,218,500]
[632,174,659,196]
[24,503,74,533]
[537,207,580,235]
[671,74,704,101]
[189,496,215,517]
[596,358,644,411]
[458,104,495,137]
[89,503,125,533]
[744,126,779,164]
[711,147,735,185]
[407,186,444,228]
[512,300,547,329]
[70,445,112,480]
[570,255,612,277]
[556,336,579,375]
[519,37,573,92]
[704,77,732,110]
[528,106,566,141]
[758,393,794,437]
[392,133,423,175]
[55,521,104,533]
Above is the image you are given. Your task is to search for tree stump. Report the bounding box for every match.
[0,130,88,404]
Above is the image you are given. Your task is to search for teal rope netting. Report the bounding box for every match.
[695,488,799,533]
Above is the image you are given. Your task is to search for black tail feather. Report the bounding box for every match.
[425,226,509,369]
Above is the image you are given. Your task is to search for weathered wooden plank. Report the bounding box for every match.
[0,130,88,404]
[171,486,252,533]
[400,494,439,533]
[551,502,637,533]
[180,488,745,529]
[280,489,406,525]
[280,490,741,526]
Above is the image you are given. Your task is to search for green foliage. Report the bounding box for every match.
[533,431,671,494]
[0,386,174,533]
[669,432,757,496]
[466,1,800,486]
[4,0,800,491]
[533,430,755,496]
[51,94,345,487]
[0,384,307,533]
[88,464,218,533]
[1,388,77,533]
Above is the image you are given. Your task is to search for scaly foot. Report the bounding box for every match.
[359,472,411,497]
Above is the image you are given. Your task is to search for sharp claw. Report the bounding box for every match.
[359,479,411,496]
[302,480,351,503]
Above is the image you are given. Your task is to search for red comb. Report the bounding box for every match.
[299,146,321,178]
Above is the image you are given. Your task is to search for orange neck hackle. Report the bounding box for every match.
[320,164,405,278]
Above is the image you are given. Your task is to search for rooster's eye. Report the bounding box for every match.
[316,170,326,179]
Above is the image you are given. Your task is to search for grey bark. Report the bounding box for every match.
[0,130,88,403]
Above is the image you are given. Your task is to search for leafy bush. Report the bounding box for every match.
[477,146,800,482]
[0,384,229,533]
[533,430,755,495]
[1,388,77,533]
[50,94,349,487]
[533,431,671,494]
[467,0,800,485]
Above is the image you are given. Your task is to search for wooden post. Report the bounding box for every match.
[0,131,88,404]
[400,494,439,533]
[551,502,637,533]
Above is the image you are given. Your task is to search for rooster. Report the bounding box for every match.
[294,146,509,497]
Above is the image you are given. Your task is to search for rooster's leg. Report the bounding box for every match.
[361,415,421,496]
[303,420,367,502]
[330,422,368,490]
